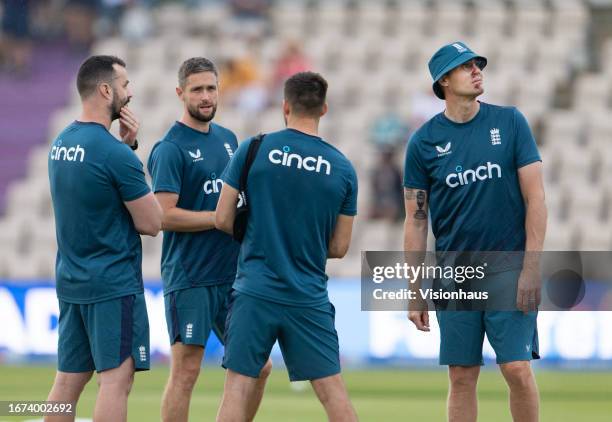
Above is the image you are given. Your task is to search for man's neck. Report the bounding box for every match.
[444,98,480,124]
[79,103,111,130]
[286,116,319,137]
[180,113,211,133]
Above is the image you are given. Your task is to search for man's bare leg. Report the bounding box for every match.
[448,365,480,422]
[161,343,204,422]
[217,369,261,422]
[500,361,539,422]
[244,359,272,420]
[310,374,358,422]
[94,357,135,422]
[44,370,93,422]
[216,361,273,422]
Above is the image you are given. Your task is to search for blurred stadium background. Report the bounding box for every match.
[0,0,611,420]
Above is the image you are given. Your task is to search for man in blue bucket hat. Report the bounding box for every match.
[403,41,547,421]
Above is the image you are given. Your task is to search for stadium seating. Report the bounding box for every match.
[1,0,607,279]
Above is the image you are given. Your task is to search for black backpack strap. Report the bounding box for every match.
[238,133,264,197]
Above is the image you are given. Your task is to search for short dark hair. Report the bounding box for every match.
[178,57,218,88]
[284,72,328,117]
[76,55,126,99]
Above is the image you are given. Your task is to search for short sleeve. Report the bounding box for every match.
[147,141,183,194]
[222,137,252,190]
[340,164,358,216]
[513,108,541,168]
[403,134,430,190]
[106,144,151,202]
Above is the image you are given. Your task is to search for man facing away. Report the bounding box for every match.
[404,42,547,422]
[215,71,359,422]
[147,57,271,422]
[45,55,162,422]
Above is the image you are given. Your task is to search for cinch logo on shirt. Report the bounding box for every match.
[203,173,223,195]
[268,146,331,175]
[445,162,502,188]
[50,140,85,162]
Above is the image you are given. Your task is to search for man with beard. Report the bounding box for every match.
[147,57,271,422]
[46,55,162,422]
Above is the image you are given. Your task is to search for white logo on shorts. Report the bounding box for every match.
[186,323,194,339]
[139,345,147,362]
[526,344,531,352]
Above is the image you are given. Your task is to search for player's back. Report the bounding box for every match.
[225,128,358,306]
[48,121,150,304]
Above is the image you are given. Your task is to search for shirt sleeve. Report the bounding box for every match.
[403,134,430,190]
[340,164,358,216]
[222,137,252,190]
[147,141,183,194]
[106,143,151,202]
[513,108,542,168]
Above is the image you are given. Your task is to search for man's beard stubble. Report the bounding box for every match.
[188,102,217,123]
[110,93,129,121]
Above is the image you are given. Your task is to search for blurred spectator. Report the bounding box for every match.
[228,0,271,37]
[1,0,32,75]
[119,2,154,42]
[369,108,410,150]
[272,41,310,86]
[220,53,267,113]
[409,86,444,130]
[269,40,311,104]
[229,0,270,20]
[63,0,98,52]
[369,149,404,222]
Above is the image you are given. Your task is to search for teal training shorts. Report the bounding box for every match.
[58,294,150,373]
[435,270,540,365]
[164,283,233,347]
[222,291,341,381]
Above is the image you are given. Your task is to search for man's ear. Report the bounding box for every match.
[176,86,183,99]
[282,99,290,116]
[320,102,328,117]
[439,74,449,88]
[98,82,113,101]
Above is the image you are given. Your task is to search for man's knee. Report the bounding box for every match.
[448,366,480,392]
[500,361,533,390]
[171,348,203,390]
[311,374,348,405]
[259,360,272,380]
[99,358,136,394]
[54,371,93,395]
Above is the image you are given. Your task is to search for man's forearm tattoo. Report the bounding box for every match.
[414,190,427,220]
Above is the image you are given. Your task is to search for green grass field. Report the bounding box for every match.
[0,366,610,421]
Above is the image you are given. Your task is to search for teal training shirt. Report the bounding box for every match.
[48,121,151,304]
[404,102,541,255]
[223,128,358,307]
[147,122,240,295]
